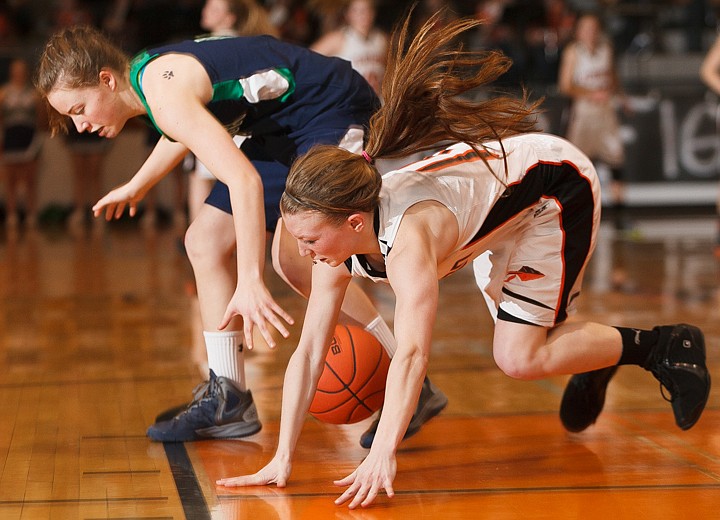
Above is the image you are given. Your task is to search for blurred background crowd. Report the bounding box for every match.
[2,0,720,233]
[1,1,717,87]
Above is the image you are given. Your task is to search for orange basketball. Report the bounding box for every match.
[309,324,391,424]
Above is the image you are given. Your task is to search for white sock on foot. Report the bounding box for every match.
[203,330,246,391]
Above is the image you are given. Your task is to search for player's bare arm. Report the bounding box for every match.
[144,54,292,346]
[217,263,350,488]
[334,204,454,509]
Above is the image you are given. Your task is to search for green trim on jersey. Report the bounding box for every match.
[129,50,295,140]
[274,68,295,102]
[129,50,161,132]
[211,67,295,102]
[212,79,244,101]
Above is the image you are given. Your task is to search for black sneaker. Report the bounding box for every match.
[359,376,448,449]
[559,366,618,433]
[154,380,210,423]
[644,324,710,430]
[147,370,261,442]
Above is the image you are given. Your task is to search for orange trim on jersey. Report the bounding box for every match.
[548,194,566,324]
[416,146,500,173]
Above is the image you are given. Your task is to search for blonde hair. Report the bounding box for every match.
[282,11,540,220]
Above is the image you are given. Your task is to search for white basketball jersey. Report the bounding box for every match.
[345,133,601,327]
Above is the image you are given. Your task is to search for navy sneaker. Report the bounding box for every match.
[154,380,210,423]
[560,366,618,433]
[645,324,711,430]
[359,376,448,449]
[147,371,261,442]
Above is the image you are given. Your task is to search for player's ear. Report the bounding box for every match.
[98,68,116,90]
[347,213,365,232]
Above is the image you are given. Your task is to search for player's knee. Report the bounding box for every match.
[272,250,303,292]
[271,251,284,280]
[493,343,542,380]
[183,223,203,264]
[271,252,306,295]
[184,220,227,268]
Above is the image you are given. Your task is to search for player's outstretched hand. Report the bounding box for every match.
[92,183,143,221]
[334,450,396,509]
[218,281,294,349]
[216,457,291,489]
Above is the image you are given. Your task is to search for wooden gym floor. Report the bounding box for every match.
[0,210,719,519]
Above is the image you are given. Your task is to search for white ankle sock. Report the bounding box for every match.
[364,316,397,357]
[203,331,246,391]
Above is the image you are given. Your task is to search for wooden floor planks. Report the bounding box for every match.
[0,215,719,519]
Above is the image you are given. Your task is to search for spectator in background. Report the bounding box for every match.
[700,32,720,256]
[266,0,318,45]
[311,0,387,96]
[471,1,526,88]
[523,0,575,86]
[415,0,459,26]
[1,57,44,231]
[558,12,630,231]
[201,0,277,40]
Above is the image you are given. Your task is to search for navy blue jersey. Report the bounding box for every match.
[129,34,378,165]
[129,34,379,226]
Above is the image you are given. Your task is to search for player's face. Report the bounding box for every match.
[47,73,126,139]
[283,211,358,268]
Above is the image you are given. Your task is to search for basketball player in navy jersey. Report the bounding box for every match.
[36,25,447,444]
[217,13,710,509]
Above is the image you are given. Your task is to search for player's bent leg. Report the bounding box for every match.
[492,320,551,381]
[560,323,710,433]
[493,319,625,432]
[184,205,238,327]
[149,207,260,440]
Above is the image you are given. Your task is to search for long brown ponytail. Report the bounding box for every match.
[367,11,539,160]
[282,10,541,220]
